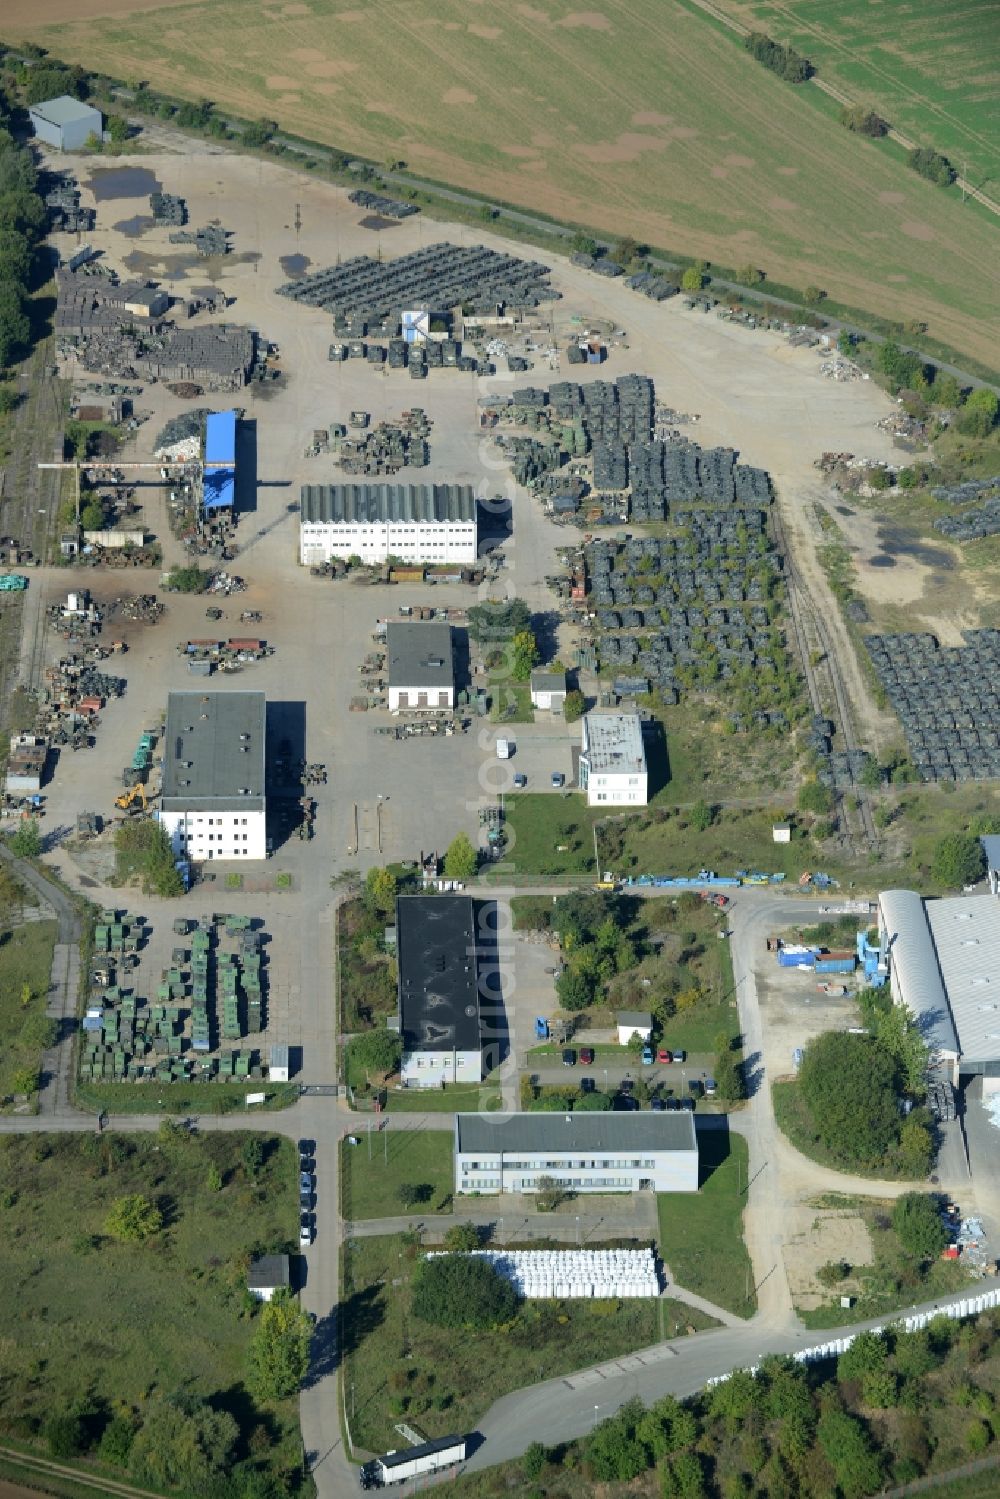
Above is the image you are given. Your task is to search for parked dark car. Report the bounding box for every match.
[681,1097,696,1111]
[650,1097,666,1111]
[580,1076,596,1093]
[562,1048,576,1067]
[613,1093,639,1111]
[688,1079,703,1098]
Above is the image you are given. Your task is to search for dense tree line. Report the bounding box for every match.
[0,83,46,371]
[840,104,889,138]
[532,1305,1000,1495]
[744,31,813,83]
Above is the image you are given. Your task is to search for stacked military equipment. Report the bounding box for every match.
[932,478,1000,542]
[44,175,95,233]
[169,224,230,256]
[348,189,419,219]
[150,191,187,226]
[277,242,555,319]
[335,410,432,475]
[866,629,1000,781]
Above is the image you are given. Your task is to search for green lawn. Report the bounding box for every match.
[0,1131,304,1491]
[0,915,58,1099]
[387,1084,501,1113]
[74,1080,299,1115]
[340,1130,454,1219]
[657,1128,755,1318]
[501,794,598,881]
[773,1079,928,1182]
[341,1232,662,1452]
[489,677,534,724]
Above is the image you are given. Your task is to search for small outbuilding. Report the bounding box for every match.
[247,1254,290,1302]
[268,1044,290,1082]
[772,822,791,844]
[616,1010,653,1045]
[29,96,103,152]
[530,669,567,713]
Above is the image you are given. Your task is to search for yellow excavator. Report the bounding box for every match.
[114,783,147,815]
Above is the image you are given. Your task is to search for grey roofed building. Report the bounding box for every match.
[924,897,1000,1066]
[29,95,102,151]
[299,483,478,526]
[160,690,265,813]
[981,834,1000,896]
[879,889,959,1059]
[582,711,646,773]
[397,894,481,1054]
[247,1254,290,1299]
[530,669,567,694]
[387,621,454,690]
[455,1109,696,1155]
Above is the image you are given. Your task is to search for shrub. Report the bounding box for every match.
[908,147,956,186]
[45,1413,86,1458]
[839,104,889,137]
[105,1194,163,1242]
[892,1193,948,1260]
[411,1254,520,1329]
[799,1032,902,1166]
[932,832,985,889]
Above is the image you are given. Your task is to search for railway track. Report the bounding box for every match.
[770,502,877,851]
[0,1443,164,1499]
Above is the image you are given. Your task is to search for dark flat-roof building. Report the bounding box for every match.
[396,894,482,1088]
[158,690,267,862]
[387,621,455,712]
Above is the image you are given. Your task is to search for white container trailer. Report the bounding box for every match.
[362,1434,467,1487]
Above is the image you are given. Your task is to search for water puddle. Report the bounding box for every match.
[358,215,401,231]
[869,555,896,568]
[88,166,161,201]
[877,525,954,570]
[278,253,311,277]
[114,215,155,237]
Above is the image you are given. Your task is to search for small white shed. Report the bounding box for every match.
[616,1010,653,1045]
[269,1044,290,1082]
[772,822,791,844]
[247,1254,290,1302]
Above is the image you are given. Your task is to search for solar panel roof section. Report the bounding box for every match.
[204,409,236,512]
[160,690,265,813]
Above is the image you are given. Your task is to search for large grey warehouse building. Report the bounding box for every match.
[299,483,479,566]
[879,889,1000,1085]
[453,1110,699,1195]
[29,96,103,152]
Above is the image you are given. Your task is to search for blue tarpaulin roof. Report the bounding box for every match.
[204,410,236,512]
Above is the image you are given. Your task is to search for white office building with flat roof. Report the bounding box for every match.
[157,691,267,863]
[579,711,648,806]
[454,1111,698,1195]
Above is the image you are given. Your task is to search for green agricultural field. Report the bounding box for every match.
[0,1130,304,1494]
[717,0,1000,190]
[5,0,999,368]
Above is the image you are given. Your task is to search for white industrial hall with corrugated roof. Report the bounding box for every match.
[878,888,1000,1086]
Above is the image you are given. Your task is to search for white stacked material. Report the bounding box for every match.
[424,1247,661,1299]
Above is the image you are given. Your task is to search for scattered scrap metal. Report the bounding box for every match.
[43,173,95,234]
[315,409,431,472]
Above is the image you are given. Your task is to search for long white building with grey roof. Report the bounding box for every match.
[454,1110,698,1195]
[158,691,267,863]
[878,889,1000,1084]
[299,483,479,566]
